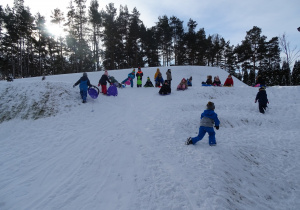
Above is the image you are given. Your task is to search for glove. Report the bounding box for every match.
[255,100,257,103]
[73,84,75,88]
[215,126,219,130]
[98,84,100,87]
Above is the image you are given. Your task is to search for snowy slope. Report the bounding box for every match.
[0,66,299,210]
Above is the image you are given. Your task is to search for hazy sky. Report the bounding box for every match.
[1,0,300,48]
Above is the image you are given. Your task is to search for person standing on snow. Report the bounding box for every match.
[154,68,161,81]
[98,70,111,95]
[166,69,172,86]
[186,101,220,146]
[136,67,143,87]
[73,72,92,103]
[255,87,269,114]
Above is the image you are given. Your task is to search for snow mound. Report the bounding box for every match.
[0,81,78,123]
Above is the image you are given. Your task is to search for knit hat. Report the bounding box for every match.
[132,69,135,72]
[207,101,215,110]
[147,76,150,80]
[83,72,87,77]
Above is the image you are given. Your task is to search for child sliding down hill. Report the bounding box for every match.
[177,78,188,90]
[186,102,220,146]
[159,80,171,95]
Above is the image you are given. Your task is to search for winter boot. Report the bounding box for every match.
[185,137,193,145]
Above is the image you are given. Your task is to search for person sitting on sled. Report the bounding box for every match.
[73,72,93,103]
[122,69,135,87]
[155,72,164,87]
[255,86,269,114]
[144,77,154,87]
[223,74,234,87]
[202,75,213,85]
[186,101,220,146]
[98,70,111,95]
[159,80,171,95]
[213,76,221,86]
[177,78,188,90]
[187,76,192,86]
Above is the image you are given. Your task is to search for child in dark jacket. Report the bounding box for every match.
[159,80,171,95]
[213,76,221,86]
[144,77,154,87]
[98,70,111,94]
[186,102,220,146]
[255,87,269,113]
[73,72,92,103]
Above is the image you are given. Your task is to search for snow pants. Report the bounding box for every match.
[80,90,87,101]
[101,84,107,94]
[191,126,216,145]
[259,103,267,114]
[122,78,133,87]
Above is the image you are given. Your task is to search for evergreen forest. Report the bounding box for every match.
[0,0,299,86]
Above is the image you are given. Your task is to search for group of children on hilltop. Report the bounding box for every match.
[73,70,269,148]
[202,74,234,87]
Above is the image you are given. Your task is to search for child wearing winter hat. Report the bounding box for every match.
[136,67,143,87]
[224,74,234,87]
[159,80,171,95]
[121,69,136,88]
[154,68,161,80]
[186,101,220,146]
[98,70,111,94]
[213,76,221,86]
[73,72,93,103]
[255,87,269,114]
[144,77,154,87]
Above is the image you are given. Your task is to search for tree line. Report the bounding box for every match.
[0,0,299,85]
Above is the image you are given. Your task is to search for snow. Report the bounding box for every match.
[0,66,299,210]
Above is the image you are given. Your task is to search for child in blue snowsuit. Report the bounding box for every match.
[73,72,92,103]
[122,69,136,87]
[186,102,220,146]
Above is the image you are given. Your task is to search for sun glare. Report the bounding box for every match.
[47,23,66,38]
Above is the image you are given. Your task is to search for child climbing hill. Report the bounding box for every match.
[186,101,220,146]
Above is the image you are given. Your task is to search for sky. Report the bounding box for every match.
[0,66,299,209]
[1,0,300,50]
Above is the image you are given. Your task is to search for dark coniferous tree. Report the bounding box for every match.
[101,3,120,70]
[169,16,185,66]
[89,0,102,71]
[291,61,300,85]
[185,19,197,65]
[195,28,207,66]
[156,15,173,66]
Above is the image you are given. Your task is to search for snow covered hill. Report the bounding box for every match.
[0,66,299,210]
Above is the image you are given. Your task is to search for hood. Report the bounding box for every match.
[203,109,215,117]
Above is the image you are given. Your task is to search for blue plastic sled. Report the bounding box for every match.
[88,86,100,99]
[107,84,118,96]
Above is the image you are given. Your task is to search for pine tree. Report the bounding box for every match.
[89,0,102,71]
[291,61,300,85]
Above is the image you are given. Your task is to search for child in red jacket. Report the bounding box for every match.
[224,74,234,86]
